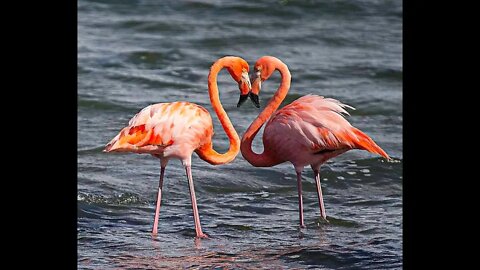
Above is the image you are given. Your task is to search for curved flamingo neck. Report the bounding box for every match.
[195,58,240,165]
[241,59,291,167]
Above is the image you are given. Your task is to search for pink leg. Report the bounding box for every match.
[185,166,208,238]
[313,169,327,221]
[152,165,166,235]
[296,170,305,228]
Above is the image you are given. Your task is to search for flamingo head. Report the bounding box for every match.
[221,57,251,107]
[242,56,280,108]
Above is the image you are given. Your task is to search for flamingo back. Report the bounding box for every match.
[105,102,214,159]
[263,95,389,166]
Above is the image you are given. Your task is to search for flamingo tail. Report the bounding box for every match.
[351,128,391,160]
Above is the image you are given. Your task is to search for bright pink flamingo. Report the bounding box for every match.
[104,56,251,238]
[239,56,390,227]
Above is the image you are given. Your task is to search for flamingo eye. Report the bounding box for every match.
[254,66,261,76]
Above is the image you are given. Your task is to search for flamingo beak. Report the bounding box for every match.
[248,71,261,108]
[237,71,252,107]
[237,94,249,107]
[249,92,260,108]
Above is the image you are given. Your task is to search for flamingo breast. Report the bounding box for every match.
[105,101,214,160]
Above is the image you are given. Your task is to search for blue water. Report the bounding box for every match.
[78,0,402,268]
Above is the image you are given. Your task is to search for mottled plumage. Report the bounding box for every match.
[105,56,251,238]
[105,102,213,161]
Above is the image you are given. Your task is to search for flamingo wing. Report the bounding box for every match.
[105,102,213,154]
[263,95,389,159]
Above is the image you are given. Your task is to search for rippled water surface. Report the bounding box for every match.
[78,0,402,269]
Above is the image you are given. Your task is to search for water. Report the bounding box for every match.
[78,0,402,268]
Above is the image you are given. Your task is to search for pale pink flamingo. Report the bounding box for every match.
[239,56,390,227]
[104,56,251,238]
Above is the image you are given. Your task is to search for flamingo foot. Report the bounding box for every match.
[318,216,329,225]
[196,233,209,239]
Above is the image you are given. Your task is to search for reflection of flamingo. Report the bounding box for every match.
[104,56,251,238]
[239,56,390,227]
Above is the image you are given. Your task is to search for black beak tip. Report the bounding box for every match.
[237,94,249,107]
[249,93,260,108]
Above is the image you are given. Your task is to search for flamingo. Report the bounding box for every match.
[238,56,390,228]
[104,56,251,238]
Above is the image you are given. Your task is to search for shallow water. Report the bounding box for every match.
[78,0,402,269]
